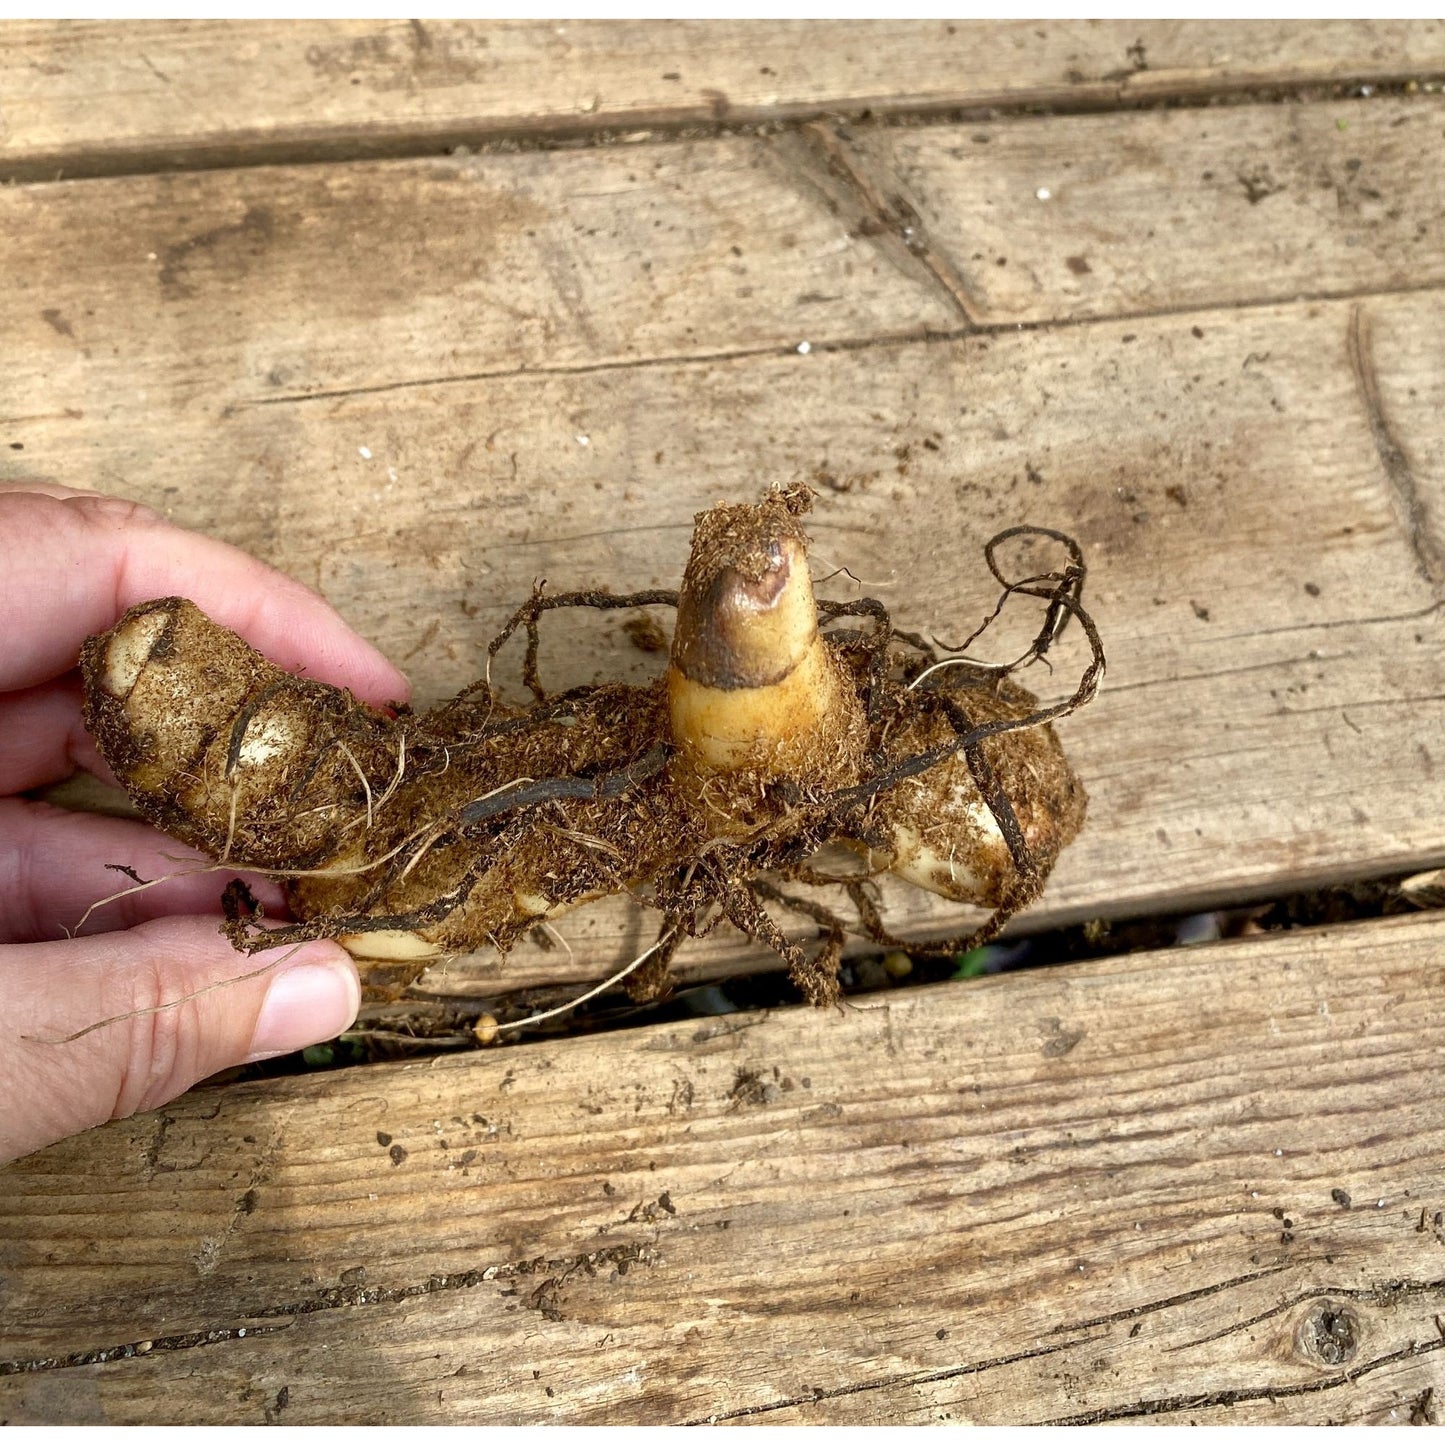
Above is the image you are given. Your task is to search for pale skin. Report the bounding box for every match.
[0,485,410,1166]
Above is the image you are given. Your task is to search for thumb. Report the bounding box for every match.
[1,916,359,1164]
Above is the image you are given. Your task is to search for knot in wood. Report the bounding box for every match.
[1293,1298,1360,1367]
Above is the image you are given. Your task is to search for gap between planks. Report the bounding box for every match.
[6,75,1443,188]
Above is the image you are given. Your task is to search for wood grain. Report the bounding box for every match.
[2,138,957,406]
[848,95,1445,323]
[5,21,1444,180]
[7,95,1444,420]
[3,911,1444,1424]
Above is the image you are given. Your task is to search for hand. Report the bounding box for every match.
[0,485,410,1165]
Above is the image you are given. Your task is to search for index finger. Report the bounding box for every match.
[0,486,410,706]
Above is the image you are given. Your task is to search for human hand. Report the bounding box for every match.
[0,485,410,1165]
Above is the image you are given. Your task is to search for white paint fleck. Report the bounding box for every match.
[796,341,812,355]
[1036,187,1052,201]
[576,434,590,446]
[358,445,372,460]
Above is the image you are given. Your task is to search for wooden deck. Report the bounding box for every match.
[3,20,1445,1424]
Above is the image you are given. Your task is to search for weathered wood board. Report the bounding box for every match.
[3,911,1443,1424]
[850,96,1445,323]
[8,97,1443,407]
[5,20,1444,180]
[2,137,958,404]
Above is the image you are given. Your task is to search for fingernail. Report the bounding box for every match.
[246,956,360,1062]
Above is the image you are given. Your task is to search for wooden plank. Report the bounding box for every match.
[5,21,1445,181]
[3,911,1444,1423]
[2,138,958,406]
[9,288,1443,1002]
[8,96,1445,417]
[847,95,1445,324]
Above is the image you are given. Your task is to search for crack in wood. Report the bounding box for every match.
[0,1320,297,1378]
[1035,1335,1445,1424]
[682,1264,1302,1424]
[681,1320,1445,1426]
[1167,1276,1445,1352]
[0,1241,651,1378]
[1283,691,1445,719]
[1213,600,1442,645]
[770,121,980,325]
[681,1338,1077,1424]
[231,329,961,409]
[1104,651,1347,698]
[1047,1263,1295,1335]
[1348,304,1445,596]
[5,73,1444,187]
[234,279,1445,411]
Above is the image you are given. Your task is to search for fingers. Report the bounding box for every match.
[0,800,286,944]
[0,917,359,1164]
[0,675,114,795]
[0,486,410,705]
